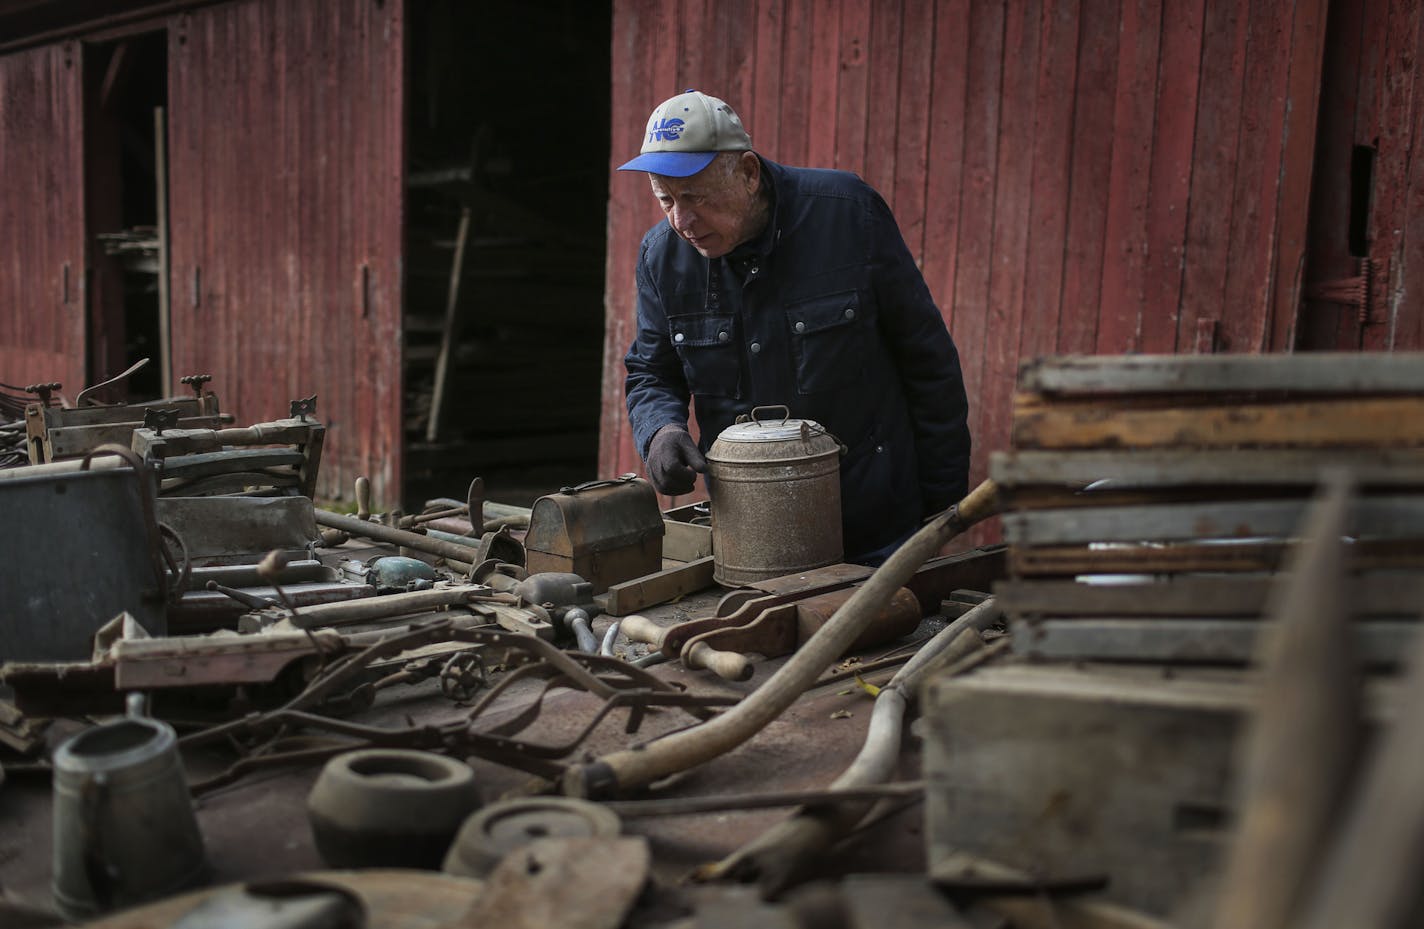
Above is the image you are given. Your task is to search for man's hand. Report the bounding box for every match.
[645,425,707,496]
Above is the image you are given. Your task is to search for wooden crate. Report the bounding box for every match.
[992,353,1424,666]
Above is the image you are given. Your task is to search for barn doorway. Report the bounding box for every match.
[403,0,612,508]
[82,30,169,402]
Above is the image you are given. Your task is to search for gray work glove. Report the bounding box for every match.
[645,425,707,496]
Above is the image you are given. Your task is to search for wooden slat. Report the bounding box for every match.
[1010,618,1416,666]
[806,0,841,166]
[1019,352,1424,394]
[1095,0,1161,355]
[1140,0,1205,353]
[1003,496,1424,546]
[920,0,969,333]
[861,0,903,193]
[774,0,813,166]
[1174,0,1248,352]
[981,0,1041,488]
[991,448,1424,488]
[890,0,933,257]
[1362,0,1422,352]
[1010,540,1424,577]
[995,574,1424,618]
[1219,0,1293,353]
[950,0,1006,494]
[1396,0,1424,350]
[1267,0,1330,351]
[1012,396,1424,450]
[1017,0,1081,362]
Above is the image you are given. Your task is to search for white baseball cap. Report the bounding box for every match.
[617,90,753,177]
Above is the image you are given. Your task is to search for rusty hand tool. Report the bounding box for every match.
[617,594,780,657]
[562,478,1001,799]
[681,586,922,682]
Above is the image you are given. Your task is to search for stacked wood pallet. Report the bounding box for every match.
[991,353,1424,667]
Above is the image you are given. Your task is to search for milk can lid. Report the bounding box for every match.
[712,405,839,447]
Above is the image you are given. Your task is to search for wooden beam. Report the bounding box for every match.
[425,205,471,443]
[1012,396,1424,450]
[991,448,1424,488]
[1003,496,1424,546]
[1018,352,1424,395]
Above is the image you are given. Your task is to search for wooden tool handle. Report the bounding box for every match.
[684,641,752,681]
[355,475,372,520]
[618,615,664,648]
[955,478,1001,527]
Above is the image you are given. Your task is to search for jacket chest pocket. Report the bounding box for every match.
[786,290,866,394]
[668,312,741,398]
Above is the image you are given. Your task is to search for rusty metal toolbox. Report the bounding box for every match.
[524,475,664,593]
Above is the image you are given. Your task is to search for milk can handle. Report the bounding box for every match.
[748,405,790,425]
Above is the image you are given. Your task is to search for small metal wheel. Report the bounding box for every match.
[442,796,622,878]
[438,650,486,702]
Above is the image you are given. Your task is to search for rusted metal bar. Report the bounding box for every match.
[314,508,483,563]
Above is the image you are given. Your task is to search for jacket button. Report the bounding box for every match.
[718,330,729,342]
[674,332,685,343]
[845,308,856,320]
[750,342,761,353]
[749,265,759,276]
[794,321,806,333]
[875,444,884,453]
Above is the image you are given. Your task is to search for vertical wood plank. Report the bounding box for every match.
[891,0,935,260]
[1018,0,1081,363]
[922,0,970,334]
[1095,0,1162,355]
[1266,0,1330,351]
[1359,0,1416,352]
[1394,4,1424,349]
[776,0,814,166]
[1139,0,1205,354]
[862,0,903,193]
[749,0,786,158]
[1055,0,1119,353]
[980,0,1042,487]
[1175,0,1248,353]
[1218,0,1292,353]
[950,0,1006,490]
[806,0,842,166]
[1299,0,1366,350]
[0,42,86,392]
[834,0,871,173]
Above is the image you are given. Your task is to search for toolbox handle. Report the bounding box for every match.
[558,472,639,495]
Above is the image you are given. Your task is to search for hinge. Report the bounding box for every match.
[1305,257,1388,325]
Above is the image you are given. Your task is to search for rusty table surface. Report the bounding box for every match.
[0,571,939,919]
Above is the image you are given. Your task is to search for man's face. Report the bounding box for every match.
[649,153,762,259]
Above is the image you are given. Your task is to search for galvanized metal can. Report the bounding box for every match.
[51,717,207,919]
[706,406,843,586]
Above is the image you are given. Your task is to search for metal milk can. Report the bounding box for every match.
[706,405,844,586]
[51,717,207,919]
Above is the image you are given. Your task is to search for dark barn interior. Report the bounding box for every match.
[402,0,612,507]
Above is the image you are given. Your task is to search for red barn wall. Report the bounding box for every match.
[598,0,1337,509]
[0,41,87,397]
[165,0,405,504]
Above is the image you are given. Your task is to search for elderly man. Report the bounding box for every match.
[620,90,970,563]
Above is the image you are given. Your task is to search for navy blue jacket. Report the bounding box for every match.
[624,158,970,559]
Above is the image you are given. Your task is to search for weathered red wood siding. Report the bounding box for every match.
[165,0,404,504]
[1302,0,1424,352]
[599,0,1333,520]
[0,41,87,396]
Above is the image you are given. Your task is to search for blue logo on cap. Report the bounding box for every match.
[648,117,685,143]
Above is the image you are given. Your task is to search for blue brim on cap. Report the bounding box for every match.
[616,150,719,177]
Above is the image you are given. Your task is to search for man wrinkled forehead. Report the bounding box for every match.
[648,152,741,194]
